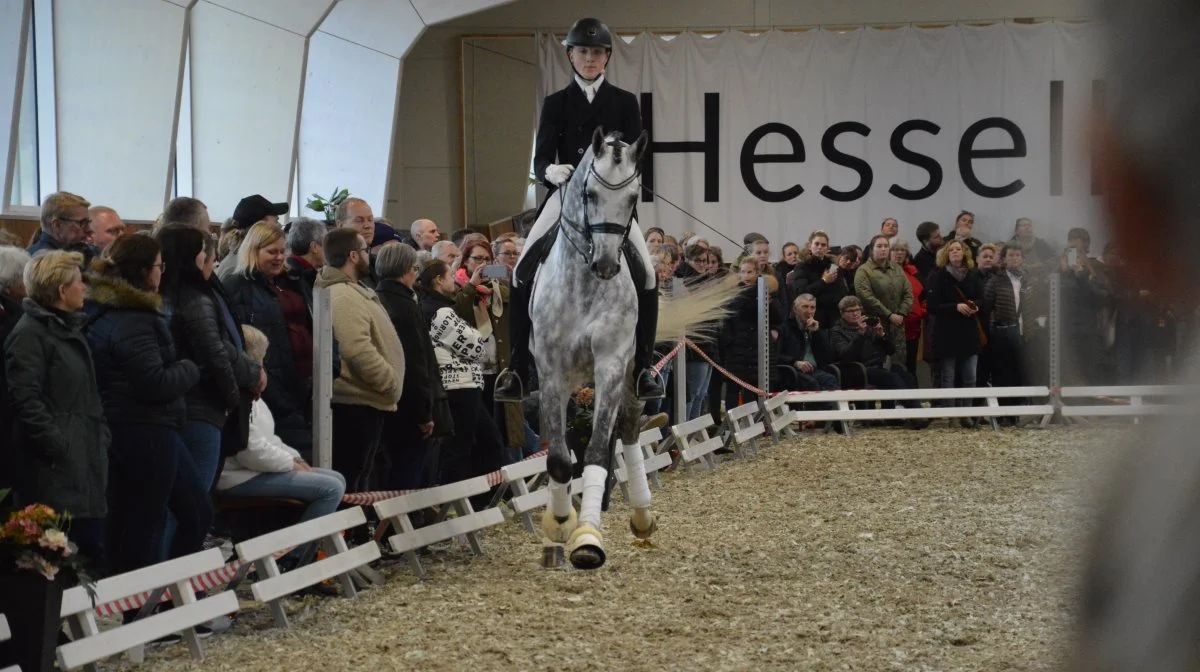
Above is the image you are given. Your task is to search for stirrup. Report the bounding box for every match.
[635,368,666,401]
[494,368,525,403]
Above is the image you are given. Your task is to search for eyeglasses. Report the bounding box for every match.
[497,251,517,258]
[841,307,862,314]
[58,217,92,228]
[151,262,167,271]
[468,256,491,263]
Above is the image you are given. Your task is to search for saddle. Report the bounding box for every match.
[518,222,647,290]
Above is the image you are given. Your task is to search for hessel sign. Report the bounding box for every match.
[640,92,1037,204]
[537,25,1101,243]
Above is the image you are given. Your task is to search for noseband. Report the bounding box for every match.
[557,158,639,266]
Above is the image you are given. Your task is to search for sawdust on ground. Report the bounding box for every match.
[113,425,1126,672]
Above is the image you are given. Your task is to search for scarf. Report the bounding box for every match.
[947,263,969,282]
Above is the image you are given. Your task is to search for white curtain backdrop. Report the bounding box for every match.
[537,23,1100,252]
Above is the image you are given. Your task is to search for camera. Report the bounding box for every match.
[865,316,880,328]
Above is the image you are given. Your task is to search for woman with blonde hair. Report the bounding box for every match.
[5,250,109,566]
[925,239,985,422]
[221,221,316,454]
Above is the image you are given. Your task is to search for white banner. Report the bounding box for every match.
[537,24,1102,253]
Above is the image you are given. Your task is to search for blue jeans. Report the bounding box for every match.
[939,355,979,407]
[223,468,346,564]
[522,421,541,458]
[165,420,222,555]
[685,362,713,420]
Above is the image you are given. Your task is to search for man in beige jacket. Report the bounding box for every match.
[314,227,405,492]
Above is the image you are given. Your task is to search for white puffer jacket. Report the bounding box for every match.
[216,398,301,491]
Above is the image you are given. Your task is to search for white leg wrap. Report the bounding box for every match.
[548,479,572,519]
[579,465,607,530]
[621,440,653,509]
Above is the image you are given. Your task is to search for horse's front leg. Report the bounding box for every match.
[539,376,577,547]
[567,357,624,570]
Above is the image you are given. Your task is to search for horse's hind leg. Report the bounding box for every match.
[617,394,657,539]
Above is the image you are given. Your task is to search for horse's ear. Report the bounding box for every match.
[591,126,606,156]
[630,130,649,165]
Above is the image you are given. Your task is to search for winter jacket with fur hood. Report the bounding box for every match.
[84,272,200,429]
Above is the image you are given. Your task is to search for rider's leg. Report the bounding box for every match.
[495,196,562,402]
[627,219,666,400]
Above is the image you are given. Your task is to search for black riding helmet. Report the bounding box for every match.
[563,18,613,50]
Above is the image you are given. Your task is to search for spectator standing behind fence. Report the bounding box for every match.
[0,247,31,492]
[315,228,404,493]
[790,231,847,332]
[157,224,264,493]
[285,217,328,291]
[925,240,985,425]
[374,242,441,490]
[216,325,346,567]
[719,258,783,410]
[4,250,109,567]
[889,239,927,377]
[983,242,1030,425]
[949,211,983,263]
[84,234,211,584]
[1059,227,1112,385]
[418,259,505,488]
[854,235,913,372]
[222,222,316,456]
[1009,217,1056,274]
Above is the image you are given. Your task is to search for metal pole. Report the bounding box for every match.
[757,275,769,398]
[1048,272,1061,391]
[312,285,334,470]
[673,332,688,422]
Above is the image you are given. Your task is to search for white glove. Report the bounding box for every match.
[545,164,574,186]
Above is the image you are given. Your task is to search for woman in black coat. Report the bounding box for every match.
[925,239,986,413]
[788,231,852,330]
[5,250,110,566]
[374,242,441,490]
[158,224,263,490]
[84,234,209,582]
[220,223,314,455]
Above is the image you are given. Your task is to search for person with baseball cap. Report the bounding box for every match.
[232,194,289,230]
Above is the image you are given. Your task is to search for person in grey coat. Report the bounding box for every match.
[4,250,109,567]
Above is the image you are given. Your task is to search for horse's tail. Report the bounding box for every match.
[655,277,742,344]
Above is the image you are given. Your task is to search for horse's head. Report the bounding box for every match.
[563,127,648,280]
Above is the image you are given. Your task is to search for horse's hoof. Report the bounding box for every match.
[629,508,657,539]
[567,524,606,570]
[541,507,578,544]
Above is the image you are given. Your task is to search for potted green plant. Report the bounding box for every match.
[0,490,96,672]
[305,187,350,224]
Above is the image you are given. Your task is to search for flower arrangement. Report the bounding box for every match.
[566,385,596,448]
[305,187,351,224]
[0,490,93,587]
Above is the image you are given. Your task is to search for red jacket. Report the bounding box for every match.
[902,262,927,341]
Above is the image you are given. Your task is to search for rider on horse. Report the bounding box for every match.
[494,17,664,403]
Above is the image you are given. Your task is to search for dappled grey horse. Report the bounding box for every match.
[529,128,655,569]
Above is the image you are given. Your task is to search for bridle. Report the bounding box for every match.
[557,152,640,267]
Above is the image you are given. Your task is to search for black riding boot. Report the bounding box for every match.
[634,287,666,400]
[494,277,531,403]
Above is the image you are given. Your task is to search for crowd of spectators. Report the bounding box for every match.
[0,193,1184,640]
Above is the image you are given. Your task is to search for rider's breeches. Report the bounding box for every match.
[514,194,656,291]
